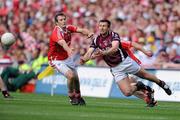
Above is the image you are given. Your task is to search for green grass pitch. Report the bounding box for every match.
[0,93,180,120]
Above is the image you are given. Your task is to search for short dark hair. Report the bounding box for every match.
[54,13,66,23]
[99,19,111,27]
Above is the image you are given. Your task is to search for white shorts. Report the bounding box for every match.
[49,55,78,76]
[110,57,141,82]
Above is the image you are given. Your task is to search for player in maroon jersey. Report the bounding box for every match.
[81,19,172,107]
[48,13,93,105]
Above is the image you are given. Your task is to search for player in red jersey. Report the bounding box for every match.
[48,13,93,105]
[80,19,172,107]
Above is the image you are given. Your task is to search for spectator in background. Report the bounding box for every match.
[164,35,178,62]
[152,49,170,69]
[145,36,159,55]
[173,28,180,63]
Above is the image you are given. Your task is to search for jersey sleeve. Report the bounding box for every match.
[112,32,120,41]
[121,40,132,49]
[90,37,98,49]
[52,27,63,42]
[67,25,77,32]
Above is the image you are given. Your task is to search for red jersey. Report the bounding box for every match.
[121,41,141,64]
[48,25,77,60]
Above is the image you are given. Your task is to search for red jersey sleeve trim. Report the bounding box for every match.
[67,25,77,32]
[121,41,132,49]
[121,41,141,64]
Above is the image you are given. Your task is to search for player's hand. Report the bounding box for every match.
[87,32,94,38]
[145,50,153,57]
[67,49,73,57]
[79,57,86,65]
[91,49,104,58]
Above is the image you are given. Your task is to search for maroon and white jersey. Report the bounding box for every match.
[90,31,128,67]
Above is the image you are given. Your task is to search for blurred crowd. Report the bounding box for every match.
[0,0,180,70]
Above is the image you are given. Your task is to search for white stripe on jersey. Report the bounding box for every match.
[118,48,125,61]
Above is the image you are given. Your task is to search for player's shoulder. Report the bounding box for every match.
[111,31,120,37]
[110,31,120,40]
[53,26,63,32]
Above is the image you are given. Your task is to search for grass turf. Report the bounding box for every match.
[0,93,180,120]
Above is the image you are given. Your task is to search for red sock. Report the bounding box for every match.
[74,90,81,99]
[68,91,75,99]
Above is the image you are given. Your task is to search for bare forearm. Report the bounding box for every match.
[76,28,93,37]
[102,41,119,56]
[81,48,95,64]
[103,47,118,55]
[58,40,71,54]
[83,53,91,62]
[132,42,147,54]
[81,28,90,36]
[61,43,70,52]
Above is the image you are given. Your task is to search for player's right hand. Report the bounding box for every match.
[67,49,73,57]
[87,32,94,38]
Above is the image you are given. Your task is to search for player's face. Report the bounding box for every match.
[99,22,109,35]
[57,15,66,27]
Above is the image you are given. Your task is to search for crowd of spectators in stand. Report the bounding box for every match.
[0,0,180,70]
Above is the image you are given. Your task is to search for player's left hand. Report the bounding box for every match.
[145,50,153,57]
[79,57,86,65]
[91,49,104,58]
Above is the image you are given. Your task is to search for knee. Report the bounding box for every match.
[122,90,133,97]
[66,71,75,80]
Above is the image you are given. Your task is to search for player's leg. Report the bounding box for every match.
[135,67,172,95]
[116,76,150,100]
[64,68,85,105]
[62,68,78,105]
[10,71,36,91]
[72,70,86,105]
[115,76,157,107]
[50,60,83,105]
[66,55,86,105]
[0,67,17,98]
[50,60,76,104]
[112,57,157,107]
[129,76,157,107]
[0,77,11,98]
[116,76,137,97]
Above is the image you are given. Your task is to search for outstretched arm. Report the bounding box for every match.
[131,41,153,57]
[121,40,153,57]
[76,27,94,38]
[80,48,95,65]
[92,41,119,58]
